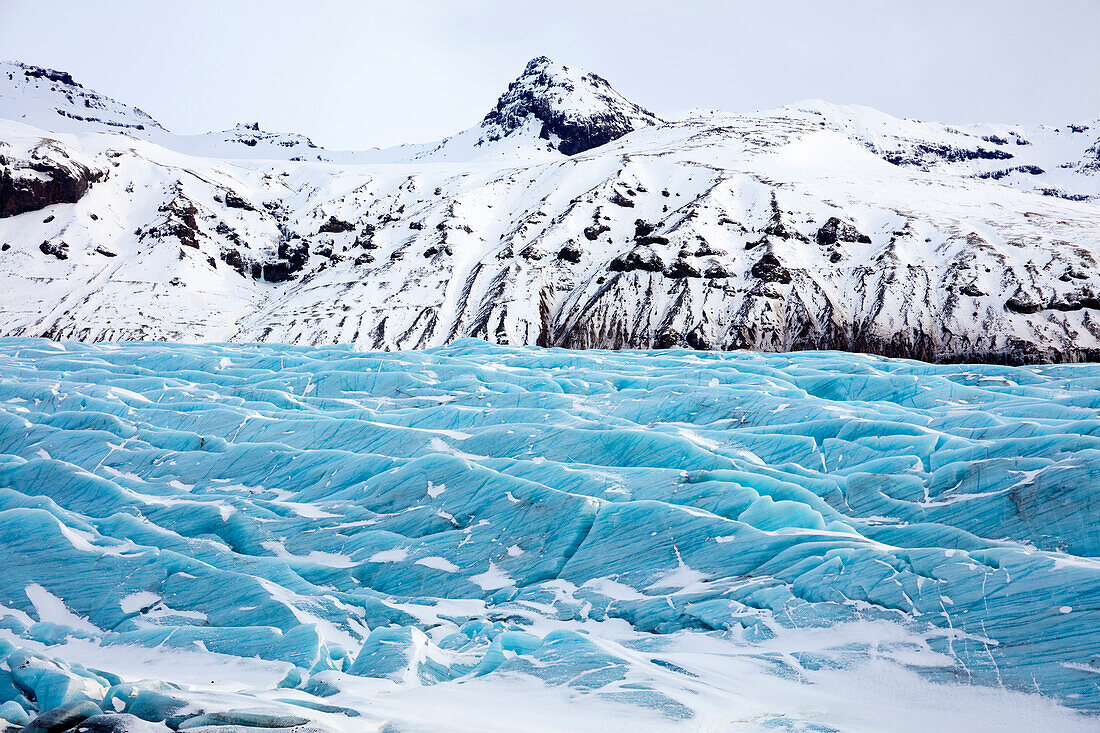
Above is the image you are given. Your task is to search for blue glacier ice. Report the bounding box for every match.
[0,337,1097,732]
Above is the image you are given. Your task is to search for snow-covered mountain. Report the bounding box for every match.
[2,57,1100,362]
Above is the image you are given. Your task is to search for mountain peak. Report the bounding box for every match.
[0,60,163,134]
[479,56,662,155]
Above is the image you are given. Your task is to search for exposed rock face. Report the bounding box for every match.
[0,142,101,218]
[480,56,662,155]
[750,253,792,284]
[816,217,871,246]
[3,58,1100,363]
[609,245,663,273]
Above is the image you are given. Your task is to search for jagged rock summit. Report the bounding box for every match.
[1,56,1100,363]
[478,55,663,155]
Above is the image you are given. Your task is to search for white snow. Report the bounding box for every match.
[415,556,460,573]
[468,561,514,590]
[25,584,101,633]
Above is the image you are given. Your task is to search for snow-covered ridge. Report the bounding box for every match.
[1,57,1100,362]
[0,61,163,134]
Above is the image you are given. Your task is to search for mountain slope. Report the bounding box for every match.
[1,58,1099,363]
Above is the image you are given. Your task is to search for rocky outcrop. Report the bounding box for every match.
[480,56,662,155]
[0,143,101,218]
[816,217,871,246]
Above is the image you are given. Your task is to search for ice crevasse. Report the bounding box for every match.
[0,337,1096,732]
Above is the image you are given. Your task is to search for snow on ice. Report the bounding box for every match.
[0,338,1096,731]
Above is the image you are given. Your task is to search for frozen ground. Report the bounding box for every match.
[0,338,1097,732]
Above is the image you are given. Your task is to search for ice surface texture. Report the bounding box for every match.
[0,338,1097,731]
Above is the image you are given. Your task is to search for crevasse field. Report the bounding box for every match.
[0,338,1097,733]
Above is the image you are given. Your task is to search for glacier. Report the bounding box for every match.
[0,337,1097,731]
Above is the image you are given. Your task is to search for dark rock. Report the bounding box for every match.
[633,221,669,246]
[703,263,731,278]
[583,224,609,241]
[663,259,702,278]
[816,217,871,246]
[1037,187,1090,201]
[261,239,310,282]
[977,165,1046,180]
[1049,293,1100,311]
[147,195,201,249]
[685,327,711,350]
[353,225,376,249]
[223,192,254,211]
[220,248,247,276]
[21,65,78,86]
[318,216,354,234]
[654,330,681,349]
[883,143,1013,167]
[608,245,662,273]
[220,235,309,282]
[557,243,583,263]
[751,253,792,284]
[39,240,69,260]
[213,222,238,241]
[609,191,635,208]
[762,193,806,241]
[424,245,452,258]
[1,154,100,219]
[959,284,985,297]
[1005,295,1041,314]
[480,56,662,156]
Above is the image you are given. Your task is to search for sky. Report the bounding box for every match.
[1,0,1098,150]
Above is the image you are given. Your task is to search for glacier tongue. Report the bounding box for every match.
[0,338,1097,731]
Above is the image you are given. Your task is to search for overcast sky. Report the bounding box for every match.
[1,1,1098,149]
